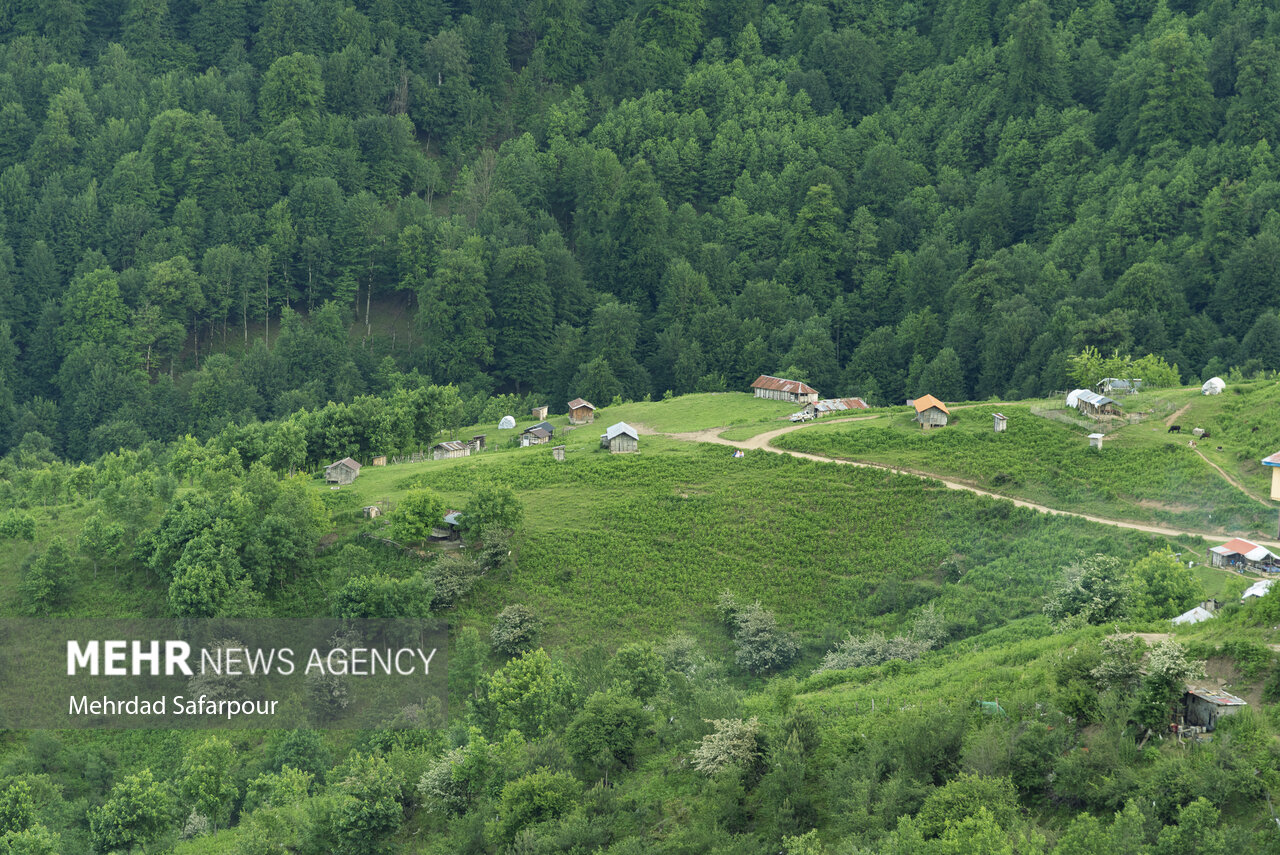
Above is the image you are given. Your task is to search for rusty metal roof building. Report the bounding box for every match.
[434,441,468,452]
[1185,687,1247,706]
[752,375,818,395]
[567,398,596,410]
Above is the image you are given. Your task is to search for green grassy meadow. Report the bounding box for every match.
[772,396,1277,536]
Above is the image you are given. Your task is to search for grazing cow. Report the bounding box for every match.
[1168,424,1181,433]
[1189,440,1197,448]
[1252,426,1259,433]
[1202,431,1211,440]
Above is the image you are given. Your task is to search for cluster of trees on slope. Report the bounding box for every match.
[4,0,1280,460]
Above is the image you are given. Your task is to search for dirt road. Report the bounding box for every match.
[654,416,1280,550]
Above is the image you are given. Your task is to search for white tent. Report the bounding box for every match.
[498,415,516,430]
[1201,377,1225,395]
[1172,606,1215,625]
[1066,389,1088,408]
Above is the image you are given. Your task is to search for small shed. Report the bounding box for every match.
[325,457,361,485]
[498,415,516,430]
[552,445,566,461]
[431,441,470,460]
[751,375,819,403]
[1202,377,1225,395]
[912,395,950,429]
[568,398,597,424]
[601,422,639,453]
[520,427,551,447]
[1183,687,1246,731]
[531,405,549,420]
[1071,390,1121,417]
[361,505,382,519]
[371,455,387,467]
[430,510,463,542]
[470,434,487,452]
[993,413,1008,433]
[1088,433,1104,450]
[1262,452,1280,501]
[1098,378,1141,395]
[1210,538,1279,572]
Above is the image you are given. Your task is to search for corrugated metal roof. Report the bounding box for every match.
[1186,687,1247,706]
[434,441,468,452]
[1171,606,1215,625]
[1071,389,1117,407]
[327,457,361,471]
[442,511,462,526]
[1262,452,1280,467]
[526,427,551,439]
[751,375,818,395]
[811,397,868,413]
[524,421,554,434]
[603,422,639,441]
[1243,579,1276,600]
[912,394,950,415]
[567,398,596,410]
[1211,538,1276,562]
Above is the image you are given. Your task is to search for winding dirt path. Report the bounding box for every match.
[652,416,1280,550]
[1192,448,1271,506]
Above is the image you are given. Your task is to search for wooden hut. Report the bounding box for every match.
[912,395,950,429]
[431,441,470,460]
[552,445,566,461]
[1088,433,1104,450]
[751,375,819,403]
[601,422,639,453]
[568,398,597,424]
[430,511,463,542]
[993,413,1008,433]
[362,505,381,519]
[371,455,387,466]
[520,427,551,447]
[469,434,487,452]
[325,457,361,485]
[531,405,549,420]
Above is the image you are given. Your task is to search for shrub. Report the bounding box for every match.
[490,604,541,656]
[0,510,35,541]
[692,717,763,776]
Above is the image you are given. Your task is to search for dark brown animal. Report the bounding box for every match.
[1201,431,1211,440]
[1168,425,1181,433]
[1252,426,1259,433]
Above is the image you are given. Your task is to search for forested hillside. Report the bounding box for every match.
[2,0,1280,460]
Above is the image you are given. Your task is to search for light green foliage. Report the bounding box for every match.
[1043,554,1129,626]
[1067,346,1180,390]
[492,768,581,843]
[76,513,125,575]
[393,489,445,547]
[0,511,36,542]
[329,753,404,855]
[18,536,71,616]
[179,737,237,829]
[460,484,522,538]
[1128,551,1203,620]
[473,648,576,738]
[605,642,667,701]
[88,769,173,854]
[717,591,799,674]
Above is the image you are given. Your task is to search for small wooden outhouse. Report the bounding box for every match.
[568,398,596,424]
[1088,433,1104,450]
[993,413,1007,433]
[552,445,566,461]
[531,405,549,420]
[325,457,361,485]
[601,422,639,453]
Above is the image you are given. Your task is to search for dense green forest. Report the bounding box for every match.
[2,0,1280,461]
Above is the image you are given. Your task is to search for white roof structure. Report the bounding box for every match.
[602,421,639,441]
[1242,578,1276,600]
[1069,389,1117,409]
[1201,377,1225,395]
[1172,606,1215,625]
[498,415,516,429]
[1211,539,1278,564]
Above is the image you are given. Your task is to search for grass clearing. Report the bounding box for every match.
[773,402,1275,536]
